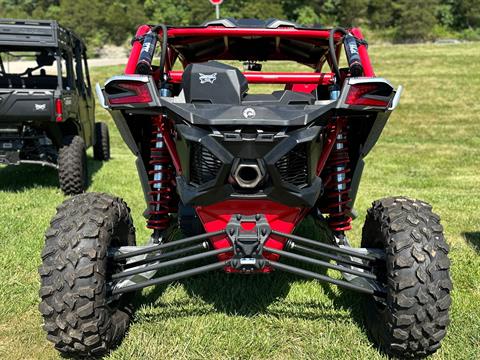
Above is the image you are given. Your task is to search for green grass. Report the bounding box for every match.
[1,43,480,359]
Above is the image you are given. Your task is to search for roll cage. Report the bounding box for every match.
[124,20,374,88]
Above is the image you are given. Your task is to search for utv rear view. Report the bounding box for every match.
[39,19,452,358]
[0,19,110,194]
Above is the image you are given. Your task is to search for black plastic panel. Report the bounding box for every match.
[183,61,248,104]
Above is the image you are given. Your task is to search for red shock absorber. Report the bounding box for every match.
[147,116,175,231]
[322,120,352,232]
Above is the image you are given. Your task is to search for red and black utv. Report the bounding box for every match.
[39,19,452,358]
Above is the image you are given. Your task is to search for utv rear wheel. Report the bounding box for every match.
[58,135,88,195]
[93,122,110,161]
[39,193,136,357]
[362,197,452,358]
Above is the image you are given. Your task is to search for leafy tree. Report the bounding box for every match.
[335,0,368,27]
[222,0,285,20]
[394,0,439,42]
[367,0,396,29]
[452,0,480,29]
[144,0,212,26]
[436,0,455,28]
[295,6,321,26]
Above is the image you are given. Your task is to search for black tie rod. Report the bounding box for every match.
[288,241,371,270]
[263,246,377,280]
[112,230,226,261]
[124,242,209,269]
[110,261,228,295]
[271,230,380,261]
[112,246,233,280]
[268,261,385,297]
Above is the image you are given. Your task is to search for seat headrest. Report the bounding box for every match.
[182,61,248,104]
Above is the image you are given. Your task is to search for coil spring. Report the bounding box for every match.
[322,128,352,232]
[147,119,175,231]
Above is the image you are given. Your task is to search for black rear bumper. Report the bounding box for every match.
[174,123,324,207]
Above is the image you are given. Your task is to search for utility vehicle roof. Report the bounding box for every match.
[165,18,339,69]
[0,18,85,51]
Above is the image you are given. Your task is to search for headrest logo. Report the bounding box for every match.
[199,73,217,84]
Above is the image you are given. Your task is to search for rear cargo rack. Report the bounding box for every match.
[0,18,82,49]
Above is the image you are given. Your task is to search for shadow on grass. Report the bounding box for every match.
[181,271,293,316]
[0,156,104,192]
[463,232,480,253]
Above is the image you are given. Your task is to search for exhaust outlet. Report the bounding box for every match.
[233,161,264,188]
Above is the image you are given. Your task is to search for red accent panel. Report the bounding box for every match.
[350,28,374,77]
[196,200,307,273]
[167,70,334,85]
[125,25,151,75]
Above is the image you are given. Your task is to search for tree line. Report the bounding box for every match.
[1,0,479,52]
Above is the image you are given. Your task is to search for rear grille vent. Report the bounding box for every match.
[190,142,222,185]
[275,143,309,187]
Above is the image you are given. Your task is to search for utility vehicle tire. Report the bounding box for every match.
[39,193,136,357]
[93,122,110,161]
[58,135,88,195]
[361,197,452,358]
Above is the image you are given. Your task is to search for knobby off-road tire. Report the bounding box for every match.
[362,197,452,358]
[39,193,136,357]
[93,122,110,161]
[58,135,88,195]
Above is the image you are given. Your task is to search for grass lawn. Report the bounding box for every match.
[1,42,479,359]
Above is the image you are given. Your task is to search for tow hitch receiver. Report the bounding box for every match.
[227,214,270,271]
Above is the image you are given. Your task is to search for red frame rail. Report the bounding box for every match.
[167,71,334,85]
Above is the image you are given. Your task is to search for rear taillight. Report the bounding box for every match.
[108,81,152,105]
[55,98,63,122]
[345,83,392,107]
